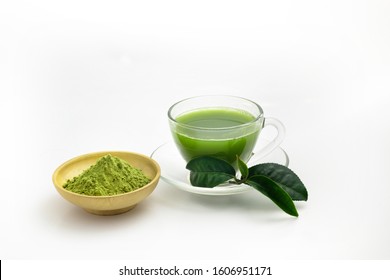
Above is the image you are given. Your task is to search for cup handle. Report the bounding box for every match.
[250,117,286,163]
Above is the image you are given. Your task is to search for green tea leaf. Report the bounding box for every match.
[248,163,308,201]
[237,155,248,181]
[186,156,236,187]
[247,175,299,217]
[189,172,235,188]
[186,156,307,217]
[186,156,236,174]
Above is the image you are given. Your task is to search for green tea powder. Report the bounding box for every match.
[63,154,151,196]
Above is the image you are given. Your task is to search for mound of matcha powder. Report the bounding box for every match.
[63,154,151,196]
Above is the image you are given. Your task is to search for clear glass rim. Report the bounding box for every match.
[168,95,264,131]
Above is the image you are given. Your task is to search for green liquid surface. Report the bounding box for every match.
[172,108,260,164]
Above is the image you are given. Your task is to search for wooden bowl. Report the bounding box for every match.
[52,151,160,215]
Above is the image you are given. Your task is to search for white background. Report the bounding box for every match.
[1,0,389,261]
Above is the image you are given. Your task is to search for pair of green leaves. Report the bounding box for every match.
[186,156,308,217]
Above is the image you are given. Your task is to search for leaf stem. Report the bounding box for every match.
[233,177,246,185]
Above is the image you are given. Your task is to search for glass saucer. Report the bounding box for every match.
[150,140,289,196]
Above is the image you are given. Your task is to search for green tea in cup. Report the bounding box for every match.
[168,95,285,165]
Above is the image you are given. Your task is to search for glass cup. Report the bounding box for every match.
[168,95,285,165]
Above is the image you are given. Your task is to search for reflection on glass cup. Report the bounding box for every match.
[168,95,285,165]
